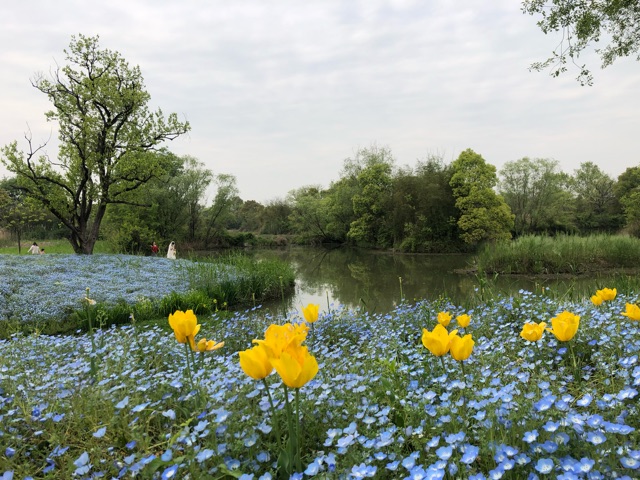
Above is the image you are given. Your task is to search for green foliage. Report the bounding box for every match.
[615,166,640,236]
[259,199,294,235]
[499,157,576,235]
[287,186,336,243]
[523,0,640,84]
[204,174,240,244]
[348,157,394,246]
[450,149,514,245]
[572,162,623,233]
[0,34,190,254]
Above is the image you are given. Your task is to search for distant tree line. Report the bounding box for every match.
[2,34,639,254]
[3,144,640,254]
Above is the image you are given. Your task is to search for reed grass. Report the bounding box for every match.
[476,234,640,275]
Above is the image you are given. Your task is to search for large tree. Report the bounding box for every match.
[499,157,575,235]
[572,162,623,233]
[523,0,640,85]
[1,35,190,254]
[450,149,514,245]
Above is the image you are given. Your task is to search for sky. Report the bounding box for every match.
[1,0,639,203]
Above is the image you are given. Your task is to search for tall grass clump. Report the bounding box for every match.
[477,234,640,275]
[175,252,295,308]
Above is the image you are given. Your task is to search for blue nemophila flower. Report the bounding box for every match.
[386,460,400,471]
[435,446,452,461]
[460,444,479,464]
[160,464,179,479]
[4,448,15,458]
[534,395,556,412]
[535,458,554,474]
[444,431,465,445]
[196,449,214,463]
[93,426,107,438]
[576,393,593,407]
[523,430,539,443]
[620,456,640,469]
[488,464,505,479]
[161,449,173,462]
[350,463,376,478]
[575,457,595,473]
[587,414,604,428]
[162,409,176,420]
[586,431,607,445]
[426,436,440,448]
[73,451,91,476]
[556,474,579,480]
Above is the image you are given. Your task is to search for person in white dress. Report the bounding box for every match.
[167,241,177,259]
[27,242,39,254]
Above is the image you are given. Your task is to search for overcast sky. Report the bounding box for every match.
[1,1,638,203]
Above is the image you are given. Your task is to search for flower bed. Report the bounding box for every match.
[0,286,639,478]
[0,254,207,324]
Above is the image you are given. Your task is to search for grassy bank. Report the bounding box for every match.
[0,239,113,255]
[1,287,639,478]
[476,234,640,275]
[0,252,294,338]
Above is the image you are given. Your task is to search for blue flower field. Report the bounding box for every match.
[0,254,639,479]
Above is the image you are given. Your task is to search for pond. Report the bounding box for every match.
[248,246,627,314]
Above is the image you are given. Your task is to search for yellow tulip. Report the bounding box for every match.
[621,303,640,321]
[254,323,308,359]
[520,322,547,342]
[595,288,617,301]
[456,314,471,328]
[546,310,580,342]
[270,345,319,389]
[421,324,458,357]
[437,311,452,327]
[302,304,320,323]
[450,333,475,361]
[193,338,224,352]
[239,345,273,380]
[168,309,201,350]
[591,294,604,306]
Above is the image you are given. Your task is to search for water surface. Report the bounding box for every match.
[250,247,623,314]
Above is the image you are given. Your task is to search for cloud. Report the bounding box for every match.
[1,1,639,201]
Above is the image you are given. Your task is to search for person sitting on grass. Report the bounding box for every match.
[28,242,39,254]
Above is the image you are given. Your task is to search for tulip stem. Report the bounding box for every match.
[295,387,302,472]
[183,342,194,391]
[283,384,297,475]
[262,378,281,445]
[460,361,468,425]
[439,356,446,372]
[568,341,579,381]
